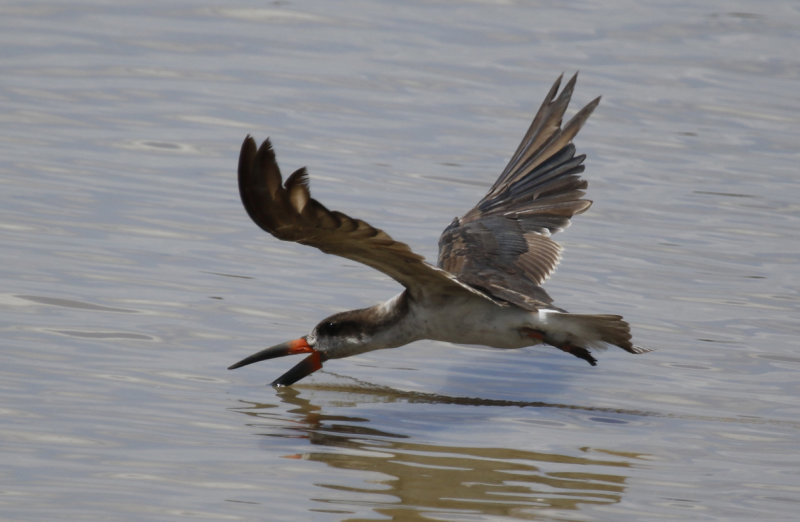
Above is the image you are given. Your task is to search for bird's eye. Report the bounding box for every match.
[319,321,341,336]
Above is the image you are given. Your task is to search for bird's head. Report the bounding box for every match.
[227,307,397,386]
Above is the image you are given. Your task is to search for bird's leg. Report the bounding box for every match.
[558,344,597,366]
[522,328,545,341]
[522,327,597,366]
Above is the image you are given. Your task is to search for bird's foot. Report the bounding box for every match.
[558,344,597,366]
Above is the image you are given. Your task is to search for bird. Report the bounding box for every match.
[228,73,648,387]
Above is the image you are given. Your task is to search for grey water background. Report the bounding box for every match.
[2,0,799,520]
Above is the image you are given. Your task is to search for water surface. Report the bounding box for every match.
[2,0,799,520]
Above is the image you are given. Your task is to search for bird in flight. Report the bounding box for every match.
[228,73,648,386]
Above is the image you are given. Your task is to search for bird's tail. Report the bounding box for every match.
[540,312,650,355]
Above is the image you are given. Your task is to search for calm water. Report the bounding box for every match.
[2,1,799,520]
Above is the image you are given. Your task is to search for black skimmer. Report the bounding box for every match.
[229,73,648,386]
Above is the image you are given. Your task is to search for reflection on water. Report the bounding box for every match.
[231,386,649,519]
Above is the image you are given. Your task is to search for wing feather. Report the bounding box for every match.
[238,137,494,303]
[438,73,599,310]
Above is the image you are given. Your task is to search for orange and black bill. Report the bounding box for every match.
[269,351,326,387]
[228,337,327,387]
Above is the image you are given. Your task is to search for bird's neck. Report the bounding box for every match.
[329,290,422,358]
[362,290,420,349]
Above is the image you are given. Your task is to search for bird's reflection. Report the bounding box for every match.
[230,383,651,518]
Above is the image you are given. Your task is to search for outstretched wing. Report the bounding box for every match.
[438,73,600,310]
[238,136,494,303]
